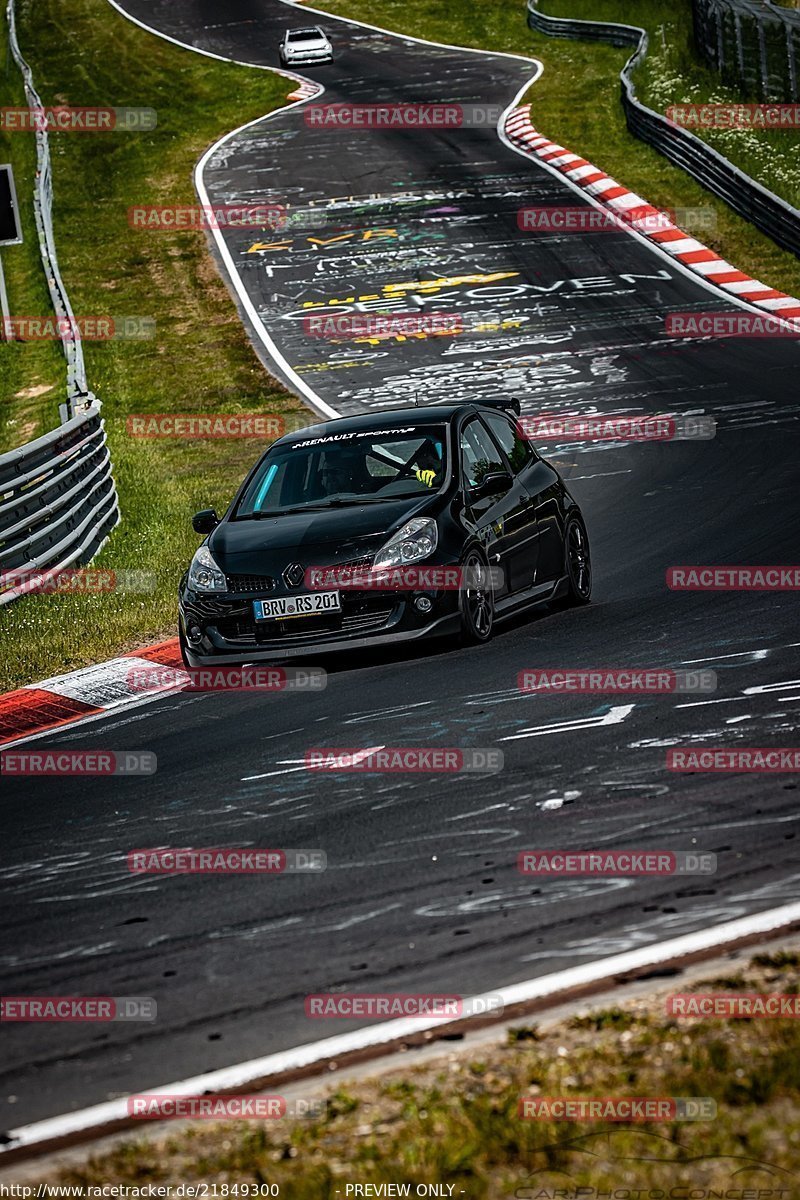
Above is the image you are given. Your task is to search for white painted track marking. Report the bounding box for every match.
[5,899,800,1156]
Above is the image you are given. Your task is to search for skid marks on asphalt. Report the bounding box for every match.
[226,638,800,847]
[518,871,800,964]
[630,645,800,749]
[415,876,633,918]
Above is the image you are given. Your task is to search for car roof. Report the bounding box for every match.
[274,403,504,447]
[287,26,323,34]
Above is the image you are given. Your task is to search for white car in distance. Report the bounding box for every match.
[279,26,333,66]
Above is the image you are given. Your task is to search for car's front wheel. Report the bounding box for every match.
[459,549,494,644]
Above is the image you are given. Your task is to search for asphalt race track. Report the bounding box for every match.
[2,0,800,1134]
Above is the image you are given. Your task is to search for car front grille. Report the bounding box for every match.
[226,556,372,595]
[226,574,275,594]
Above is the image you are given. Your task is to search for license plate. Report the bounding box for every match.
[253,591,341,621]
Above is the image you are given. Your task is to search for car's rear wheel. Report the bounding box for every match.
[562,515,592,605]
[459,549,494,644]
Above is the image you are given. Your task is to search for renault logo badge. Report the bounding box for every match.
[283,562,305,588]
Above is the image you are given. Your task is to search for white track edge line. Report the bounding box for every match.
[5,899,800,1154]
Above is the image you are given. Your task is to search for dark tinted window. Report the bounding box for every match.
[460,420,507,490]
[482,411,533,474]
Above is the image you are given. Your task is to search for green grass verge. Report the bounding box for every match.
[43,952,800,1196]
[314,0,800,297]
[0,0,314,691]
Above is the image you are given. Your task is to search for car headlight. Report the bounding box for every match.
[188,545,227,594]
[373,518,438,569]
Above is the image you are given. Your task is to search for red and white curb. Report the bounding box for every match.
[504,104,800,323]
[286,80,320,101]
[0,639,182,747]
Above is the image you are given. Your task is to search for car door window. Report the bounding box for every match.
[482,411,534,475]
[460,420,509,491]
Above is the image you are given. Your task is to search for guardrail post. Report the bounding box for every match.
[757,18,769,99]
[786,19,798,100]
[715,2,725,72]
[0,252,9,340]
[734,10,744,78]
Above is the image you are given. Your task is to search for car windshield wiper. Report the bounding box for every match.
[242,497,392,518]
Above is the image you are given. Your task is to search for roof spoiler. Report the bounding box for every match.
[478,397,521,417]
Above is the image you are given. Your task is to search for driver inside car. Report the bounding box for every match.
[319,446,373,497]
[409,438,443,489]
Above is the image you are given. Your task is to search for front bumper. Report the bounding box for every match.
[284,50,332,63]
[179,585,461,665]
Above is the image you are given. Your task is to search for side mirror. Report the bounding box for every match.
[192,508,219,535]
[472,472,511,501]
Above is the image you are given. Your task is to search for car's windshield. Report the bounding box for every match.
[235,428,447,518]
[288,29,321,41]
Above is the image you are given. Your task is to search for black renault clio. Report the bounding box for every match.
[178,401,591,666]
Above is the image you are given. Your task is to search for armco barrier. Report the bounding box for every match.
[0,401,119,605]
[1,0,119,603]
[692,0,800,102]
[6,0,91,409]
[526,0,800,258]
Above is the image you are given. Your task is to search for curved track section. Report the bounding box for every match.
[2,0,800,1136]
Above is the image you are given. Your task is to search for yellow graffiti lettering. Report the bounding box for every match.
[246,241,292,253]
[307,234,356,246]
[382,271,518,294]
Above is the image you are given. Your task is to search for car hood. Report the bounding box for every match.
[210,496,431,572]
